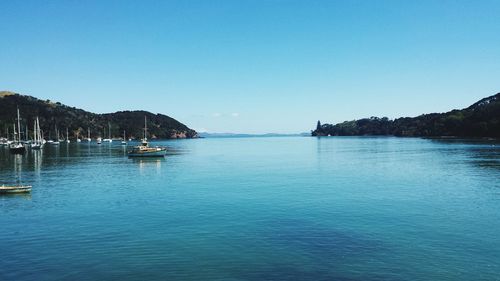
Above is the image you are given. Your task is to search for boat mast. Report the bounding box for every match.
[33,119,36,143]
[17,107,21,143]
[144,116,147,141]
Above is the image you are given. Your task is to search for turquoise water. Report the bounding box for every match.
[1,137,499,281]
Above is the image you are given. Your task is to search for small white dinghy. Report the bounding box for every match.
[0,185,32,194]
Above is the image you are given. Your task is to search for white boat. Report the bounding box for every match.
[0,185,31,194]
[121,130,127,145]
[128,117,166,157]
[9,108,26,154]
[65,128,70,143]
[31,117,44,149]
[86,128,91,142]
[103,122,112,143]
[97,137,102,144]
[50,126,61,145]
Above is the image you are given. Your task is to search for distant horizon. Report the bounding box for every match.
[2,1,500,133]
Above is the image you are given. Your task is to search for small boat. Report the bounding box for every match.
[97,137,102,144]
[0,185,32,194]
[31,117,44,150]
[50,126,61,145]
[65,128,70,143]
[9,108,26,154]
[9,142,26,154]
[128,117,166,157]
[121,130,127,145]
[103,122,113,143]
[86,128,92,142]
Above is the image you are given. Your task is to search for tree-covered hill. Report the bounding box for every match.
[312,93,500,138]
[0,91,198,140]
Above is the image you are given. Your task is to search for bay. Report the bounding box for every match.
[1,137,499,280]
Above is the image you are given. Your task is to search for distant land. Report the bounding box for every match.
[198,132,309,138]
[0,91,198,139]
[313,93,500,138]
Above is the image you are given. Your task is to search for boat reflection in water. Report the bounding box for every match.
[1,154,32,197]
[135,158,164,175]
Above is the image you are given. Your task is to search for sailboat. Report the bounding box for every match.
[128,116,166,157]
[1,153,31,194]
[121,130,127,145]
[103,123,112,143]
[66,128,70,143]
[31,117,44,149]
[0,184,32,194]
[50,126,60,145]
[9,108,26,154]
[86,128,91,142]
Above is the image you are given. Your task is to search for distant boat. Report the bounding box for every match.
[103,122,112,143]
[0,185,31,194]
[121,130,127,145]
[97,137,102,145]
[66,128,70,143]
[50,125,61,145]
[128,116,166,157]
[87,128,91,142]
[31,117,44,150]
[9,108,26,154]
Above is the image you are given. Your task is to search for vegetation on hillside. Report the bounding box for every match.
[312,93,500,138]
[0,91,198,140]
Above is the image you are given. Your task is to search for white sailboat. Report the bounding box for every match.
[103,123,112,143]
[66,128,70,143]
[9,108,26,154]
[86,128,91,142]
[121,130,127,145]
[31,117,44,149]
[51,126,60,145]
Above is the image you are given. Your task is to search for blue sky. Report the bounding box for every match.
[1,0,499,133]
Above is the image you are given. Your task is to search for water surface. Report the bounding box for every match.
[1,137,499,280]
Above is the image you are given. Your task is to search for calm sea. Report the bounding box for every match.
[1,137,499,281]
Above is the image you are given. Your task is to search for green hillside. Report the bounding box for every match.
[0,91,198,140]
[313,93,500,138]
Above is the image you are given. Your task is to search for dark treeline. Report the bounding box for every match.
[313,93,500,138]
[0,91,198,139]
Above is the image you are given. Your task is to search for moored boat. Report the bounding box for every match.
[31,117,44,150]
[0,185,32,194]
[128,117,166,157]
[121,130,127,145]
[9,108,26,154]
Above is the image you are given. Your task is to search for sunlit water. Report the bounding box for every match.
[1,137,499,281]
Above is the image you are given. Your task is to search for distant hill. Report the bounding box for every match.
[198,132,309,138]
[0,91,198,139]
[312,93,500,138]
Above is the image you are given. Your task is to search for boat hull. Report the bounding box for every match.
[9,146,26,154]
[128,149,167,157]
[0,186,32,194]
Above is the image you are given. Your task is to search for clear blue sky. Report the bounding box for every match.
[1,0,499,133]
